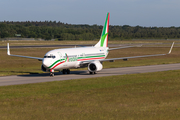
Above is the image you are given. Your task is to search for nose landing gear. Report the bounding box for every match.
[50,69,54,77]
[50,72,54,77]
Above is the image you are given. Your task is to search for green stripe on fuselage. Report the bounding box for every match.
[48,59,65,69]
[78,55,105,59]
[48,55,106,69]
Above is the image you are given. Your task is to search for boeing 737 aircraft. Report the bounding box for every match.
[7,13,174,76]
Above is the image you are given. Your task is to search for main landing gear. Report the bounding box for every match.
[62,69,70,74]
[49,69,70,77]
[50,69,96,76]
[89,71,96,74]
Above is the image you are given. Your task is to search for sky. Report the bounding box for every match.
[0,0,180,27]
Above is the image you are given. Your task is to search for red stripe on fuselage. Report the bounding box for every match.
[50,57,105,71]
[51,61,65,70]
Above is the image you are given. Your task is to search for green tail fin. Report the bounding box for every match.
[95,13,110,47]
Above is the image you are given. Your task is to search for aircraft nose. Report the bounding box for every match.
[42,59,50,68]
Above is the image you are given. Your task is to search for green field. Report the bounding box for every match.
[1,40,180,119]
[0,70,180,120]
[0,40,180,76]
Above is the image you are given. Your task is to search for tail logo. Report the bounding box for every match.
[94,13,109,48]
[100,33,108,47]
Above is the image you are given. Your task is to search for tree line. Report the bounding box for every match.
[0,21,180,40]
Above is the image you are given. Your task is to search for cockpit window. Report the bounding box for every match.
[44,55,56,58]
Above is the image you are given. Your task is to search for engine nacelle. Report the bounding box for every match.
[88,61,103,72]
[41,64,49,72]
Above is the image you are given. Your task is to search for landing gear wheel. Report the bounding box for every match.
[67,69,70,74]
[62,69,70,74]
[89,72,96,74]
[62,69,66,74]
[50,72,54,77]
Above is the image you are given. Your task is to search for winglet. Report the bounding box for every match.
[7,43,10,55]
[168,42,174,54]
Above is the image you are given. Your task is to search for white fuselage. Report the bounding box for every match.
[42,47,109,71]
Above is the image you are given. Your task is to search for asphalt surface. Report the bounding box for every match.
[0,63,180,86]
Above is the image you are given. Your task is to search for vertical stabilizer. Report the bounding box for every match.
[95,13,110,47]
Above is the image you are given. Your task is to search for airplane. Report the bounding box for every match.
[7,13,174,77]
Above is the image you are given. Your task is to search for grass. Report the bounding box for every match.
[1,40,180,119]
[0,70,180,119]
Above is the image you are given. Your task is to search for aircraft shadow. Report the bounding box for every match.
[1,69,139,78]
[17,70,88,77]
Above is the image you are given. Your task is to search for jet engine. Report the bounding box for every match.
[88,61,103,72]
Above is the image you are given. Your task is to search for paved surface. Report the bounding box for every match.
[0,63,180,86]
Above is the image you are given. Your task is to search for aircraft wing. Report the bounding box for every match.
[80,42,174,64]
[101,42,174,62]
[100,53,166,62]
[7,43,43,61]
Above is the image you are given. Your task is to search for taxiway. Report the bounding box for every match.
[0,63,180,86]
